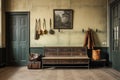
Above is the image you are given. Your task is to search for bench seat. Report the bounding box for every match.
[42,56,89,59]
[42,47,90,69]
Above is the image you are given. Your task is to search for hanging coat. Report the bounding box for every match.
[83,29,95,49]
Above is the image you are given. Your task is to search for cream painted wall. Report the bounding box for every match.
[5,0,108,47]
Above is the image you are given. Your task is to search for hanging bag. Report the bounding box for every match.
[35,19,40,40]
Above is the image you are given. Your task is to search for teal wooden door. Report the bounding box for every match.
[6,12,29,66]
[110,1,120,71]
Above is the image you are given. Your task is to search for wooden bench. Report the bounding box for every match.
[91,59,107,67]
[42,47,90,69]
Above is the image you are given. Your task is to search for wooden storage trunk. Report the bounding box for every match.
[27,61,41,69]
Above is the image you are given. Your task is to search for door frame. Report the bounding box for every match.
[5,12,30,66]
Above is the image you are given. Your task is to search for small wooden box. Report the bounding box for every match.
[27,61,41,69]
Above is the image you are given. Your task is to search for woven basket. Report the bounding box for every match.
[92,49,101,60]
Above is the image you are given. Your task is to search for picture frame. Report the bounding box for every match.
[53,9,73,29]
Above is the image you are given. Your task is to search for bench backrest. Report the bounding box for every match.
[44,47,88,57]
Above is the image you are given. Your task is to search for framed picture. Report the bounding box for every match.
[53,9,73,29]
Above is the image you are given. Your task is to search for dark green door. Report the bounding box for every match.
[6,12,29,66]
[110,1,120,71]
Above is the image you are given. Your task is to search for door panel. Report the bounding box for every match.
[6,12,29,66]
[110,1,120,71]
[18,15,29,65]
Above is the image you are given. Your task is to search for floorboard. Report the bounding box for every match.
[0,67,120,80]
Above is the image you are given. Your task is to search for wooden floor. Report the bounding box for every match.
[0,67,120,80]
